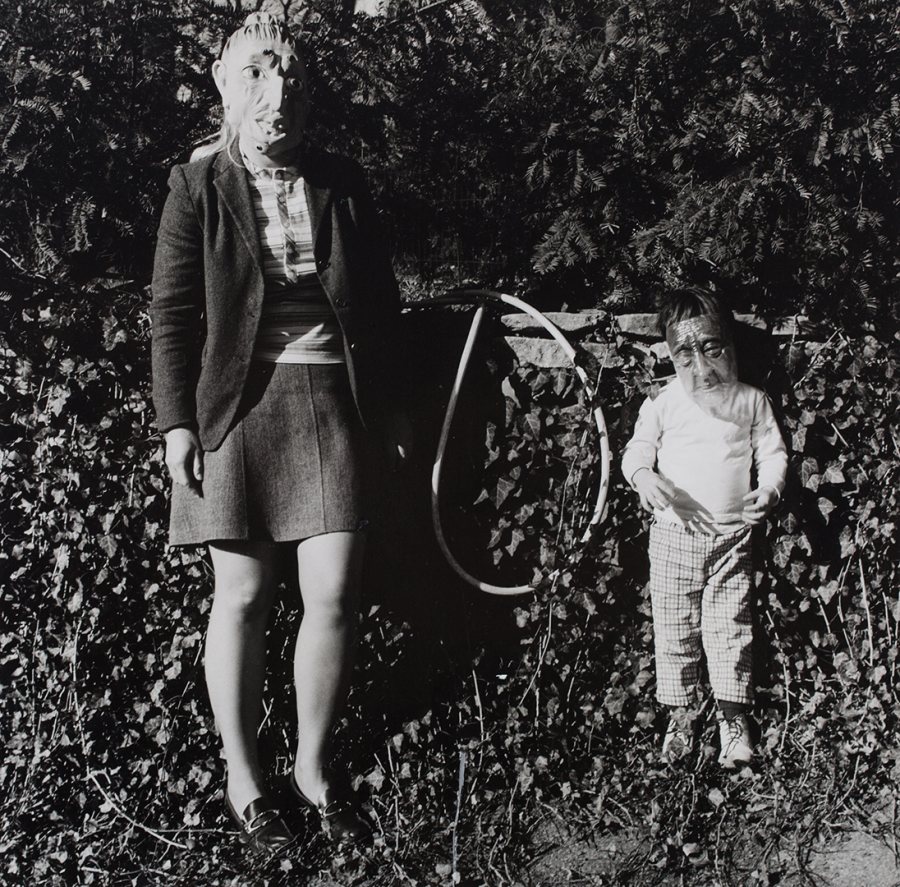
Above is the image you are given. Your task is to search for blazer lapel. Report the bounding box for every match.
[213,150,262,272]
[303,170,334,267]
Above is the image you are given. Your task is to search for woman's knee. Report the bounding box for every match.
[301,581,359,626]
[208,542,277,622]
[212,575,274,622]
[296,533,364,624]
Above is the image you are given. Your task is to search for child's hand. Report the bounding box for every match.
[633,469,676,512]
[742,486,779,525]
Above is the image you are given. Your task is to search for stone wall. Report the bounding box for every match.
[495,310,827,370]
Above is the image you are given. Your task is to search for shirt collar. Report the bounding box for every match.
[240,146,302,184]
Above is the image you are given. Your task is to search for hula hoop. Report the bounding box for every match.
[416,289,610,596]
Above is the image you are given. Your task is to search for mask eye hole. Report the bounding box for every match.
[285,76,305,92]
[241,65,263,81]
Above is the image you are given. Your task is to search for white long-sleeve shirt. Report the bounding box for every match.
[621,379,787,533]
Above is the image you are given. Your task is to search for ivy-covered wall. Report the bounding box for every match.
[2,287,896,882]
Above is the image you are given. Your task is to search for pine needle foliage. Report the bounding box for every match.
[0,0,226,286]
[2,0,896,324]
[495,0,899,322]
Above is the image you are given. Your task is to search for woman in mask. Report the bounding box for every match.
[150,12,409,852]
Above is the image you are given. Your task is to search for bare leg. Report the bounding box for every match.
[206,541,278,814]
[292,531,365,799]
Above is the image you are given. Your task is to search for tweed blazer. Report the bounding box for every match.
[150,146,403,452]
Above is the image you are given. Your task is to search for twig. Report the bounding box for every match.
[452,749,467,879]
[517,605,554,709]
[795,330,842,387]
[816,599,832,635]
[467,669,486,799]
[507,773,519,831]
[0,243,50,281]
[779,657,791,758]
[258,697,274,735]
[795,736,818,794]
[882,591,894,649]
[891,796,898,866]
[712,806,727,883]
[394,795,401,854]
[834,754,862,812]
[382,0,465,29]
[858,560,874,666]
[88,772,189,850]
[563,645,585,712]
[604,794,636,826]
[835,561,855,661]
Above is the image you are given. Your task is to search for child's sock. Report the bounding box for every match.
[717,699,750,720]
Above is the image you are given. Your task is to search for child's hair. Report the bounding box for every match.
[191,12,298,162]
[656,288,734,339]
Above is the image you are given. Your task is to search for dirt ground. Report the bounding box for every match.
[525,820,900,887]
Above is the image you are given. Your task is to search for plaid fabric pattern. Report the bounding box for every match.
[242,156,345,364]
[649,521,754,706]
[243,160,317,282]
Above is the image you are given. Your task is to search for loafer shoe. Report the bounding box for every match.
[225,794,295,854]
[289,770,372,844]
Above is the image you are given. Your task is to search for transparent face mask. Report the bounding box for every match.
[219,37,309,156]
[665,315,737,408]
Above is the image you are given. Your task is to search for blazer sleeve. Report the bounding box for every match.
[346,163,407,397]
[149,165,205,434]
[349,164,401,320]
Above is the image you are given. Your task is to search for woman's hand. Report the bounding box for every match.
[633,468,675,512]
[165,427,204,490]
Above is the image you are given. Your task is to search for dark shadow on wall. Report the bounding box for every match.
[359,309,528,716]
[258,308,533,771]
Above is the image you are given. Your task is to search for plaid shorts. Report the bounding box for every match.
[648,521,754,707]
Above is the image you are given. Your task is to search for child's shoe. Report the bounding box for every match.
[718,714,753,767]
[661,718,693,763]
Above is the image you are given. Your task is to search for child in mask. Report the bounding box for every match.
[621,290,787,766]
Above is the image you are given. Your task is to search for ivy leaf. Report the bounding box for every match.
[817,497,835,522]
[506,528,525,555]
[365,768,385,791]
[824,465,845,484]
[816,580,840,604]
[494,477,516,508]
[801,458,820,490]
[708,788,726,807]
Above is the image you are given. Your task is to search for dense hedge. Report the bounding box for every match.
[1,282,896,883]
[2,0,898,319]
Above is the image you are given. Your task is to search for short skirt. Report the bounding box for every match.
[169,362,366,546]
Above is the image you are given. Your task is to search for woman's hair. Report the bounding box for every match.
[191,12,297,162]
[656,288,734,338]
